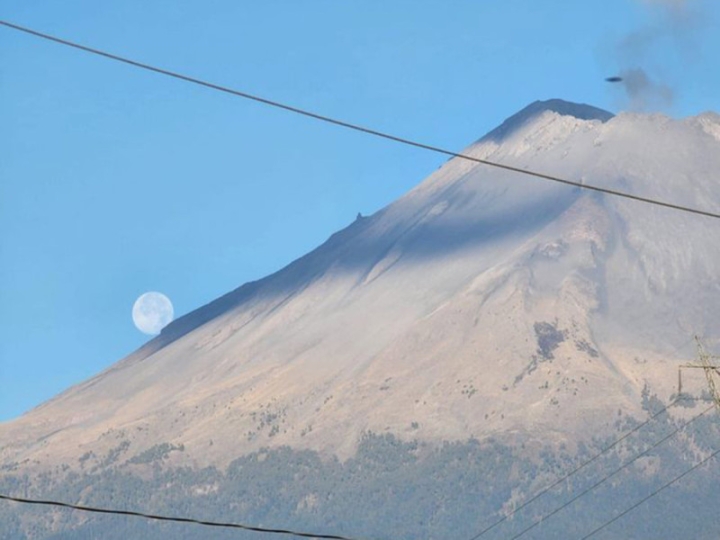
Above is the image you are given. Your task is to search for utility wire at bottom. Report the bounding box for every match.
[467,397,688,540]
[507,403,715,540]
[580,444,720,539]
[0,494,370,540]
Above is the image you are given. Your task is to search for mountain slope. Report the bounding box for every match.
[2,100,720,472]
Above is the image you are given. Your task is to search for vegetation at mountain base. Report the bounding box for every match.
[2,397,719,540]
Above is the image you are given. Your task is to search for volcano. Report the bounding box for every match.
[3,99,720,539]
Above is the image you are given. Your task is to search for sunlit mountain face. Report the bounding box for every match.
[3,100,720,539]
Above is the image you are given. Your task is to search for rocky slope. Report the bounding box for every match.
[2,99,720,474]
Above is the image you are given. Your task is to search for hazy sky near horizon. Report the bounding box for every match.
[2,0,719,421]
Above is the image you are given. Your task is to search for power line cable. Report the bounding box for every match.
[580,444,720,539]
[506,403,715,540]
[467,397,688,540]
[2,19,720,222]
[0,493,370,540]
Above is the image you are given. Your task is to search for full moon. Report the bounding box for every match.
[132,292,174,335]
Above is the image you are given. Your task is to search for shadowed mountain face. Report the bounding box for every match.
[2,100,720,475]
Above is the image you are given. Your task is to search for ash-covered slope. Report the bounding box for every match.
[3,100,720,471]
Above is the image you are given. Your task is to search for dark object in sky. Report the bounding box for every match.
[605,76,623,83]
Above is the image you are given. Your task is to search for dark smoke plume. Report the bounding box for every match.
[617,68,674,110]
[612,0,702,111]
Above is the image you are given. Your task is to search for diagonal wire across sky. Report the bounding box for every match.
[2,19,720,222]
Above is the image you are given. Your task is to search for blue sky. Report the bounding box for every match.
[1,0,719,421]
